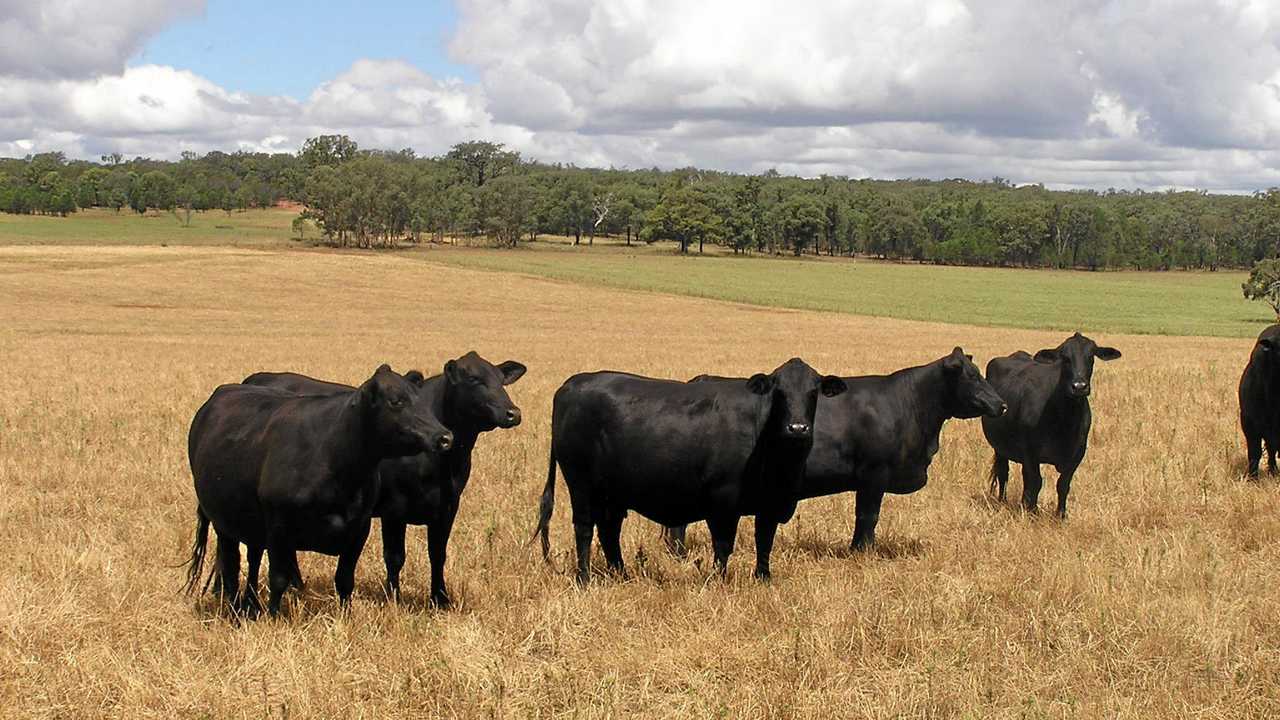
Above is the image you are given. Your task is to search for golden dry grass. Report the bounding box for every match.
[2,245,1277,718]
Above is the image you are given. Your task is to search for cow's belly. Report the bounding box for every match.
[285,512,370,555]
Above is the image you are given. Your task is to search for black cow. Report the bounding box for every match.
[982,332,1121,517]
[664,348,1006,553]
[243,351,526,607]
[1239,324,1280,478]
[535,358,847,583]
[184,365,453,616]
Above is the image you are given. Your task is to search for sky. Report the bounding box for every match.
[2,0,1280,192]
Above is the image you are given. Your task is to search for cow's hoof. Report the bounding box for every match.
[753,567,771,581]
[429,591,453,609]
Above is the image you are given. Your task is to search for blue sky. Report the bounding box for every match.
[130,0,474,99]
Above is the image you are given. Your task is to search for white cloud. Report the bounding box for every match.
[0,0,204,79]
[3,0,1280,192]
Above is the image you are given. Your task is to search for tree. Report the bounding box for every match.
[139,171,176,212]
[777,194,825,256]
[291,216,309,241]
[480,174,535,247]
[300,135,358,168]
[1243,259,1280,318]
[446,141,519,188]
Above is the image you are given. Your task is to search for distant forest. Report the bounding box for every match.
[4,135,1279,271]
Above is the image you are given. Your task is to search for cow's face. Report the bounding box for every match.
[443,351,526,431]
[746,357,847,443]
[1034,332,1121,398]
[362,364,454,454]
[1255,330,1280,371]
[942,347,1007,419]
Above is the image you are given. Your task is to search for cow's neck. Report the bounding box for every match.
[435,376,481,447]
[426,374,480,476]
[326,394,384,489]
[901,361,952,448]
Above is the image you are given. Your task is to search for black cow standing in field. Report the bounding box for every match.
[185,365,454,616]
[663,348,1006,553]
[982,333,1121,517]
[1239,324,1280,478]
[536,358,848,583]
[243,351,527,607]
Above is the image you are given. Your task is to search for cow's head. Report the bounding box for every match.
[746,357,847,444]
[941,347,1007,418]
[1034,332,1121,398]
[1254,327,1280,370]
[360,364,454,455]
[442,351,526,431]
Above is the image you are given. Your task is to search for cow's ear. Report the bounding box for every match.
[1094,346,1121,361]
[403,370,426,386]
[497,360,527,385]
[820,375,847,397]
[943,350,963,372]
[1034,349,1059,363]
[746,373,774,395]
[444,359,461,383]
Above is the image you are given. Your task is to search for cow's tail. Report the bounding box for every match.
[534,444,557,562]
[988,456,1001,496]
[182,506,211,595]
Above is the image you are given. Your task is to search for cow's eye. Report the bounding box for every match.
[390,397,406,408]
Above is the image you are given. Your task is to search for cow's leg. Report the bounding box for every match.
[705,514,740,577]
[1246,432,1263,479]
[333,518,372,610]
[1021,460,1043,513]
[238,545,264,617]
[753,518,778,580]
[573,522,594,585]
[287,552,305,590]
[1268,438,1278,475]
[1054,464,1078,519]
[566,477,594,585]
[213,530,240,614]
[596,509,627,579]
[991,455,1010,501]
[427,505,459,607]
[380,519,407,602]
[662,525,689,558]
[265,543,295,617]
[851,490,885,551]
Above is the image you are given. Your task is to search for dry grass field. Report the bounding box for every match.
[2,244,1278,718]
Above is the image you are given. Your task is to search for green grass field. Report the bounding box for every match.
[1,207,1271,337]
[418,246,1270,338]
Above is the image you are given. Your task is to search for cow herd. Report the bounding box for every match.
[180,327,1274,619]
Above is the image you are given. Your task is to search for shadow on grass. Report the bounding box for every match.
[789,534,926,561]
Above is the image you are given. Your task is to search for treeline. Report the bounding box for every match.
[4,136,1280,269]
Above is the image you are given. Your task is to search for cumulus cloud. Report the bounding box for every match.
[3,0,1280,192]
[0,0,204,79]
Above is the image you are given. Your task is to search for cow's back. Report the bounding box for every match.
[243,371,352,396]
[190,384,313,544]
[981,353,1055,460]
[551,371,765,526]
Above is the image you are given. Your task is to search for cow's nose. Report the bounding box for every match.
[506,408,521,425]
[436,433,454,452]
[787,423,810,435]
[1071,381,1087,391]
